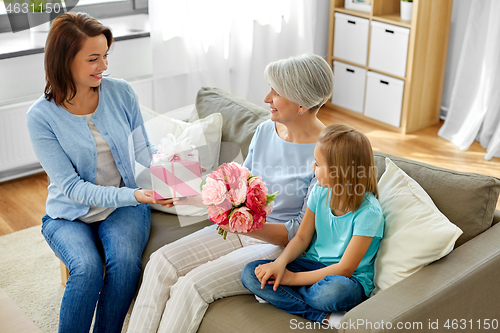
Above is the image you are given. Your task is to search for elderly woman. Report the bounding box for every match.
[127,54,334,333]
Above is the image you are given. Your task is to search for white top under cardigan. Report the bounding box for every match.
[77,111,123,223]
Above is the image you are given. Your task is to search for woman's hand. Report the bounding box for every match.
[134,189,157,204]
[134,189,179,207]
[255,260,288,291]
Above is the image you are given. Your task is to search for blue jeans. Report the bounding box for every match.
[41,204,151,333]
[241,257,365,323]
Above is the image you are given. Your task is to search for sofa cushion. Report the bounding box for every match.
[372,158,463,295]
[195,87,270,161]
[373,151,500,247]
[198,295,334,333]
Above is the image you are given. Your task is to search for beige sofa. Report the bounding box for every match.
[140,87,500,333]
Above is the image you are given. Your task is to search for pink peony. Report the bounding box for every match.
[248,176,265,187]
[240,166,251,183]
[246,182,268,212]
[252,210,267,230]
[202,177,228,205]
[209,167,226,183]
[202,162,277,239]
[221,162,249,188]
[264,201,274,215]
[207,200,232,225]
[229,207,254,233]
[228,178,248,206]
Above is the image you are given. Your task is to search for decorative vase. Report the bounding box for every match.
[400,1,413,21]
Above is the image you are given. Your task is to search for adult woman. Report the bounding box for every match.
[26,13,166,333]
[127,54,334,333]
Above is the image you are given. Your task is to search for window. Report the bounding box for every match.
[0,0,147,33]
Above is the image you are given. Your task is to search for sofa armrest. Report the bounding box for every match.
[340,222,500,332]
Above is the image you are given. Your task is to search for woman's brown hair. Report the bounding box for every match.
[318,124,378,214]
[44,12,113,106]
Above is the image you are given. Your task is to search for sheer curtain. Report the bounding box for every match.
[148,0,329,112]
[438,0,500,160]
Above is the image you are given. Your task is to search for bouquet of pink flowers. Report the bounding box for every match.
[201,162,278,239]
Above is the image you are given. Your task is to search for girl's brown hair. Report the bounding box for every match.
[44,12,113,106]
[318,124,378,214]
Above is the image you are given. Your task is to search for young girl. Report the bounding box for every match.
[241,124,384,324]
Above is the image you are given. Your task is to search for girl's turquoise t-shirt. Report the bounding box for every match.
[304,184,385,296]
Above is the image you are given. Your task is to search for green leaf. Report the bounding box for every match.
[266,191,279,205]
[200,178,207,191]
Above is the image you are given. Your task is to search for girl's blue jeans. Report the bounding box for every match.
[41,204,151,333]
[241,257,366,323]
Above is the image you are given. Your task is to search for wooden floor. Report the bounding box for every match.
[1,107,499,237]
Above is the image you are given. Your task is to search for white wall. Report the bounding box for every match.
[0,37,153,181]
[0,37,153,105]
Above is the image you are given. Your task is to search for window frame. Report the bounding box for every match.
[0,0,148,33]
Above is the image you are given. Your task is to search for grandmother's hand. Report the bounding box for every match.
[134,189,179,207]
[218,223,233,233]
[173,195,205,208]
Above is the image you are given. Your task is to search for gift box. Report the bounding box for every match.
[150,134,202,200]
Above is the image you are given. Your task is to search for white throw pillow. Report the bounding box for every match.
[371,158,463,295]
[135,105,223,217]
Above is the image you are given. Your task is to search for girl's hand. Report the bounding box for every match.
[255,261,286,291]
[268,268,295,287]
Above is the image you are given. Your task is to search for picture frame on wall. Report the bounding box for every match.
[345,0,372,13]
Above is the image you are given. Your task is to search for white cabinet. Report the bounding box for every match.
[333,13,369,66]
[331,61,367,113]
[332,13,409,128]
[368,21,410,78]
[364,71,404,127]
[327,0,453,134]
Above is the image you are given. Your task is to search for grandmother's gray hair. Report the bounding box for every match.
[264,54,334,111]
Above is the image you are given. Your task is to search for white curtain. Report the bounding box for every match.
[438,0,500,160]
[148,0,330,113]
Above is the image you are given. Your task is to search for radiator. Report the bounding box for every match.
[0,94,43,183]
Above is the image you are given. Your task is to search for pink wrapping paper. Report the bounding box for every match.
[150,150,202,200]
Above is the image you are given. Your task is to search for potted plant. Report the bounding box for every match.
[400,0,413,21]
